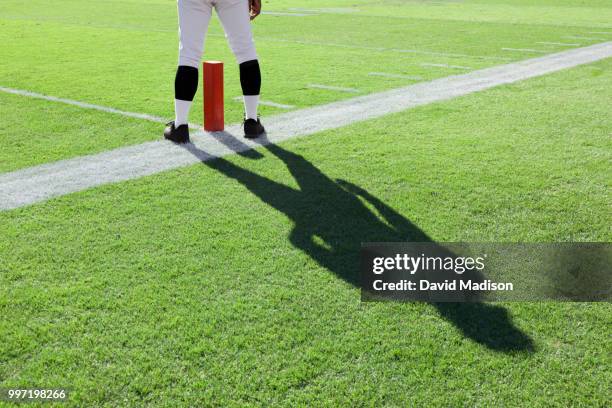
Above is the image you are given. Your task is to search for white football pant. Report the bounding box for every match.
[177,0,258,67]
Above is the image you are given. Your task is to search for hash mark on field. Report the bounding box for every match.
[536,42,581,47]
[1,42,611,211]
[502,48,548,54]
[307,84,360,93]
[368,72,423,80]
[232,97,295,109]
[421,63,472,70]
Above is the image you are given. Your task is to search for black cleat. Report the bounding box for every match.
[164,121,190,144]
[244,118,265,139]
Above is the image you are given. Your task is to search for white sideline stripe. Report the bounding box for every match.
[0,86,202,131]
[307,84,360,93]
[1,42,611,211]
[368,72,423,80]
[421,63,472,70]
[502,48,548,54]
[588,32,611,35]
[232,96,295,109]
[537,42,581,47]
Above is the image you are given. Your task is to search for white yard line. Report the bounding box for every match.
[232,96,295,109]
[502,48,548,54]
[307,84,360,93]
[536,42,581,47]
[261,11,317,17]
[0,86,165,123]
[421,63,472,70]
[368,72,423,80]
[0,86,202,131]
[241,35,511,61]
[587,32,611,35]
[289,8,361,14]
[1,42,611,211]
[1,16,509,62]
[564,36,608,41]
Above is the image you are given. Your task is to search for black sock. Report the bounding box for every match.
[239,59,261,96]
[175,65,199,101]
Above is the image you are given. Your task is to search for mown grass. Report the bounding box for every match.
[0,50,610,406]
[1,0,610,171]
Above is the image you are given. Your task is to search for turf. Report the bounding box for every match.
[273,0,612,27]
[1,53,611,408]
[1,1,611,406]
[1,1,611,170]
[0,92,161,173]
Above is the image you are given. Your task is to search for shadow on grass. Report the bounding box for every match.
[181,136,534,353]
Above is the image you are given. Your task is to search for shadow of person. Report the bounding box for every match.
[181,136,534,353]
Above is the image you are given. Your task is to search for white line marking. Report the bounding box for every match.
[368,72,424,80]
[0,86,164,123]
[230,35,510,61]
[421,63,472,70]
[261,11,316,17]
[0,86,202,131]
[588,32,612,35]
[232,97,295,109]
[1,42,611,211]
[2,15,509,62]
[564,36,608,41]
[307,84,360,93]
[289,8,361,14]
[502,48,548,54]
[537,42,581,47]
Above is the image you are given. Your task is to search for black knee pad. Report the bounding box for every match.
[175,65,199,101]
[239,59,261,96]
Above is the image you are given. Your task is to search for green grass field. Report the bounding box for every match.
[1,1,611,406]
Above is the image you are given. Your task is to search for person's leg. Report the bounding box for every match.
[215,0,261,121]
[239,59,261,121]
[175,0,213,127]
